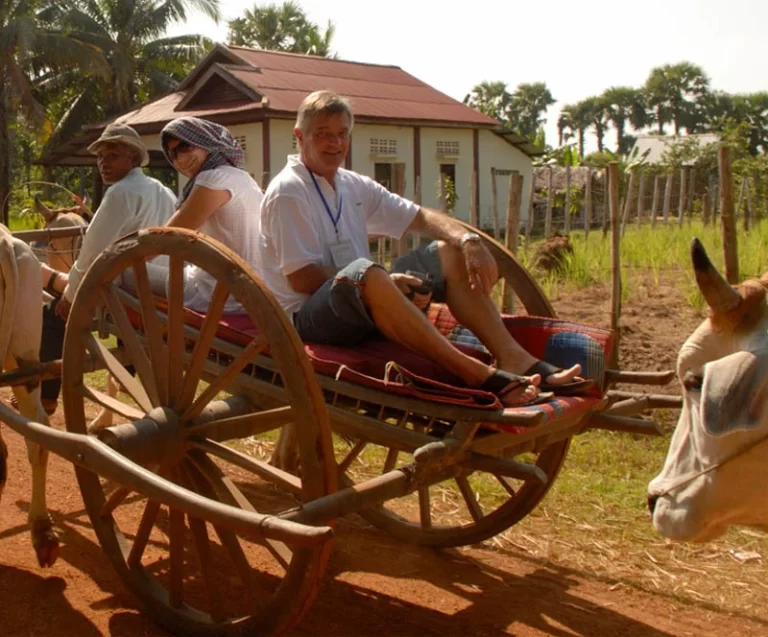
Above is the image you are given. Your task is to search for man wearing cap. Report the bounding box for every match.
[39,122,176,412]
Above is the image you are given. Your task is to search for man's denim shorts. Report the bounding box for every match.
[293,241,445,346]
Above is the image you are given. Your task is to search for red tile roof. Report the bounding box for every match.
[105,45,500,130]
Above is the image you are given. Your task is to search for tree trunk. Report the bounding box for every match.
[657,106,664,134]
[616,121,624,154]
[0,82,10,227]
[578,130,585,157]
[596,124,604,153]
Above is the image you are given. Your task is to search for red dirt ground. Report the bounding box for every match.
[1,284,766,637]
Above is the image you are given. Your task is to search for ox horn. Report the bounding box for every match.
[33,194,56,223]
[691,238,740,314]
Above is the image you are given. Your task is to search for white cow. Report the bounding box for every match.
[648,238,768,542]
[0,225,58,566]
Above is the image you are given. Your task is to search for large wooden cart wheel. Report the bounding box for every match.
[62,228,336,636]
[348,225,571,547]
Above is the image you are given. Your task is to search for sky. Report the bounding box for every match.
[168,0,768,153]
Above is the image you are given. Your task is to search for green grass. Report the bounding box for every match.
[528,219,768,309]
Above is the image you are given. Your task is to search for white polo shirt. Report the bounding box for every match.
[259,155,419,316]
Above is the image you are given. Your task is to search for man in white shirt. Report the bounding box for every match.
[259,91,589,407]
[39,122,176,412]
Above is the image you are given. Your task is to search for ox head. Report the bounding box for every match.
[648,238,768,542]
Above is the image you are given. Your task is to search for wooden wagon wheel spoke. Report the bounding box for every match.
[382,448,399,473]
[189,438,302,498]
[168,505,186,609]
[181,335,268,423]
[188,451,292,572]
[78,384,145,422]
[127,499,162,567]
[132,261,169,405]
[456,475,484,523]
[418,487,432,528]
[101,283,161,408]
[100,486,132,518]
[187,514,226,624]
[185,405,294,442]
[84,333,152,413]
[495,474,518,496]
[338,440,367,473]
[176,282,230,413]
[166,256,186,410]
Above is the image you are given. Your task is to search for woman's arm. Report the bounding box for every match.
[166,186,231,230]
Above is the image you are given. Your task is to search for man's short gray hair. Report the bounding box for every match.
[295,90,354,135]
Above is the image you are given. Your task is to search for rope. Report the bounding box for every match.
[2,180,94,225]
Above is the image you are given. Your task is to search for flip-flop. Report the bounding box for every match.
[480,370,554,406]
[525,360,594,396]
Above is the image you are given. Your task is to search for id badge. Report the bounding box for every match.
[330,240,357,269]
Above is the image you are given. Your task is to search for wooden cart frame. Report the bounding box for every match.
[0,226,681,635]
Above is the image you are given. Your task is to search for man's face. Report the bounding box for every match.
[96,143,136,184]
[296,111,351,179]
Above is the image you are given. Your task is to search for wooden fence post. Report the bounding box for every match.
[678,165,689,227]
[490,167,499,240]
[602,169,611,238]
[621,171,635,236]
[719,145,739,284]
[470,169,479,229]
[544,165,554,238]
[564,165,572,234]
[662,172,673,224]
[712,183,719,225]
[735,176,746,220]
[524,175,535,253]
[636,172,647,226]
[584,167,592,238]
[650,174,661,229]
[687,166,696,215]
[702,191,711,226]
[501,172,523,312]
[608,161,621,368]
[745,173,755,233]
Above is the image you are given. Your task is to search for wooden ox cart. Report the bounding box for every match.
[0,225,681,635]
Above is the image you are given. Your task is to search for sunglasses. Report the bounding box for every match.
[167,140,194,161]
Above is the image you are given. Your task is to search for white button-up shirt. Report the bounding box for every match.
[64,168,177,301]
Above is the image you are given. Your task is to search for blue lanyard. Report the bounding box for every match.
[308,168,343,237]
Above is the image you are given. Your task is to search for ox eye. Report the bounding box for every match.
[682,372,704,392]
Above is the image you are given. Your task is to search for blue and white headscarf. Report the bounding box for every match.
[160,116,245,204]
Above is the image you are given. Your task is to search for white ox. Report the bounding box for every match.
[0,226,58,566]
[649,238,768,542]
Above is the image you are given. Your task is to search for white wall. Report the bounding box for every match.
[269,118,297,183]
[478,130,534,231]
[349,123,415,199]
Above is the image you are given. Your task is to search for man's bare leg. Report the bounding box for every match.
[436,241,581,385]
[359,266,541,405]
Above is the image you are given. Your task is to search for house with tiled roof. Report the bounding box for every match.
[41,44,542,227]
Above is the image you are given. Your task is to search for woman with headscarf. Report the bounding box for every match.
[160,116,264,313]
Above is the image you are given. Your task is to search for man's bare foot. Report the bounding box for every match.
[479,370,545,407]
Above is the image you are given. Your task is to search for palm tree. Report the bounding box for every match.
[560,102,592,157]
[53,0,219,117]
[508,82,555,140]
[0,0,102,223]
[227,1,335,57]
[602,86,647,154]
[463,80,511,124]
[557,109,573,147]
[644,62,710,135]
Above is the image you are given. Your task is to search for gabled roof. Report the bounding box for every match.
[40,44,541,165]
[105,44,501,130]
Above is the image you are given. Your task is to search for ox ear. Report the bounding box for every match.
[701,350,768,435]
[33,195,56,223]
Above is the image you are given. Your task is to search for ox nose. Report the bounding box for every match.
[648,494,659,515]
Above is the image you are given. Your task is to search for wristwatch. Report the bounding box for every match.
[458,231,482,248]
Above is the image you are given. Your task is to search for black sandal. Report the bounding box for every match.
[524,360,594,395]
[480,370,553,406]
